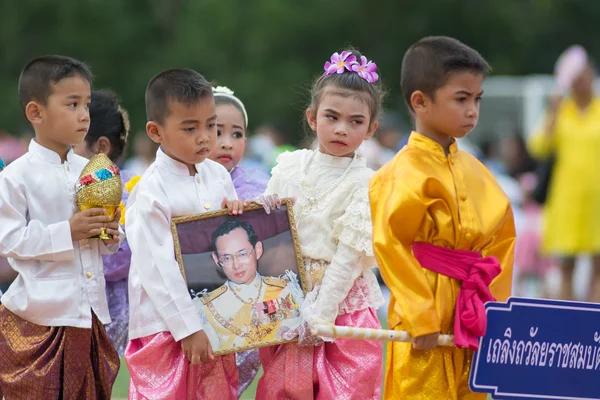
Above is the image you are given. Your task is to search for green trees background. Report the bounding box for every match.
[1,0,597,143]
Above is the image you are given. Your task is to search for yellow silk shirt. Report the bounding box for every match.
[527,98,600,254]
[369,132,515,399]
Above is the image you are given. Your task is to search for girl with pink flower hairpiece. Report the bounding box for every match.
[255,48,385,400]
[324,51,380,84]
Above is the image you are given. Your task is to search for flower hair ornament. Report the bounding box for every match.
[324,51,379,84]
[212,86,248,127]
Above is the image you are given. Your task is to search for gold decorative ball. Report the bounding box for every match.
[76,153,123,207]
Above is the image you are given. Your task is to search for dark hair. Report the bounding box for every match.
[84,90,130,162]
[145,68,213,124]
[18,55,93,116]
[401,36,491,112]
[309,48,384,125]
[214,96,247,128]
[212,220,258,254]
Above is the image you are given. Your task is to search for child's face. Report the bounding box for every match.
[418,71,483,139]
[30,75,91,150]
[209,103,246,171]
[147,98,217,172]
[306,88,378,158]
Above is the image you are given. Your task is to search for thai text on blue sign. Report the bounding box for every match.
[469,297,600,400]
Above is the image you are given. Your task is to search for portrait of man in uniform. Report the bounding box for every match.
[171,199,307,355]
[198,220,303,353]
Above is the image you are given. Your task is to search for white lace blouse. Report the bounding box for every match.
[265,149,384,325]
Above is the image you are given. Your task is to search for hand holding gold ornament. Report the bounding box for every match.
[75,153,123,240]
[101,208,121,244]
[69,208,113,241]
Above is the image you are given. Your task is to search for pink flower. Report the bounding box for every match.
[324,51,358,75]
[351,56,379,83]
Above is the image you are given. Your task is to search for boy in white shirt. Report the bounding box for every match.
[124,68,279,399]
[0,55,121,399]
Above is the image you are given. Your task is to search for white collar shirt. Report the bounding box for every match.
[0,139,119,328]
[126,148,238,341]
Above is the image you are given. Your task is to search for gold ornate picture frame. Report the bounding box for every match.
[171,198,308,356]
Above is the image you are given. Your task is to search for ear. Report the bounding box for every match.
[211,252,220,266]
[146,121,162,144]
[410,90,428,114]
[25,101,43,126]
[96,136,112,156]
[255,241,264,260]
[305,108,317,132]
[365,120,379,141]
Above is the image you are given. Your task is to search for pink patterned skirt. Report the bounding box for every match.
[125,332,238,400]
[256,307,383,400]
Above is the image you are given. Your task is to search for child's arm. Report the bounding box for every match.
[99,231,123,255]
[306,243,371,325]
[483,204,516,302]
[0,175,73,261]
[126,191,204,342]
[306,187,375,325]
[370,177,440,338]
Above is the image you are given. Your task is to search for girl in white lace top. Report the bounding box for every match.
[256,49,385,400]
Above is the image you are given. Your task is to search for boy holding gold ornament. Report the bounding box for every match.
[0,55,121,399]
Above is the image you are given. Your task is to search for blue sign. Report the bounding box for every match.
[469,297,600,400]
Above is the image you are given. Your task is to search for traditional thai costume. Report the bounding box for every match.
[125,148,239,399]
[0,140,120,399]
[256,149,384,400]
[370,132,515,399]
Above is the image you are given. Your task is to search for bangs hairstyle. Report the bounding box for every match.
[18,55,93,116]
[214,96,247,129]
[401,36,491,112]
[309,49,385,125]
[145,68,213,124]
[86,90,130,162]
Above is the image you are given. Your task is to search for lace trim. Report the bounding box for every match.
[303,258,384,316]
[331,187,375,257]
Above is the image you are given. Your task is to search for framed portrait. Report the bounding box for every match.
[171,198,308,356]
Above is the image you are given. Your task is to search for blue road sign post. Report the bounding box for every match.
[469,297,600,400]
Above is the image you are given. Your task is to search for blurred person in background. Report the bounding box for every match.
[527,45,600,302]
[360,110,404,170]
[123,132,157,175]
[513,173,554,298]
[242,120,295,173]
[0,130,28,164]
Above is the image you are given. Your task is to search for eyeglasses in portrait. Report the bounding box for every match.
[171,198,307,355]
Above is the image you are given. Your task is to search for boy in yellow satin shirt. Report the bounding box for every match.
[369,36,516,399]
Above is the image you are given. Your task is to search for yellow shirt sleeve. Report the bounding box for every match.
[483,204,516,302]
[370,176,441,338]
